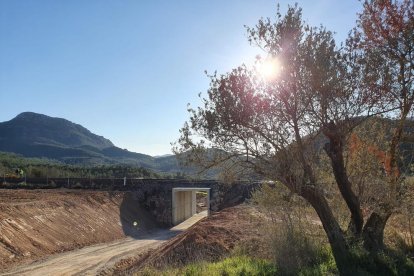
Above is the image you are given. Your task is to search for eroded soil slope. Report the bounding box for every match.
[0,189,159,271]
[107,205,266,275]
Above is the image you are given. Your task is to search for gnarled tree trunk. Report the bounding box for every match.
[363,211,392,251]
[323,122,364,237]
[300,185,353,275]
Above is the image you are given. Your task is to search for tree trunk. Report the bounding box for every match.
[323,122,364,236]
[363,210,391,251]
[300,185,353,275]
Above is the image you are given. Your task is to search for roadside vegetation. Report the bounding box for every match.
[140,256,277,276]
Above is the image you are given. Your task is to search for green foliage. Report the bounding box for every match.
[139,248,414,276]
[140,256,277,276]
[346,245,414,276]
[297,246,337,276]
[0,151,160,179]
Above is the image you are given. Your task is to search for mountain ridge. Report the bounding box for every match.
[0,112,180,173]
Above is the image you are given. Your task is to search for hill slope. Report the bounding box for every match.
[0,112,180,172]
[0,112,113,149]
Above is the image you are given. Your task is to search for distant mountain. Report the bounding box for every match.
[0,112,182,173]
[0,112,113,149]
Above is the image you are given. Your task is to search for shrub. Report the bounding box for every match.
[251,183,334,275]
[139,256,277,276]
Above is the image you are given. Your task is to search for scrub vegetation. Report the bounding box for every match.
[0,151,160,178]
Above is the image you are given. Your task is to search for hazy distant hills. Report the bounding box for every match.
[0,112,180,173]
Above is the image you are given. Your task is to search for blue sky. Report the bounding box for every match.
[0,0,361,156]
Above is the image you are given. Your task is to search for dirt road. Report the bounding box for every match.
[110,205,267,274]
[2,211,207,276]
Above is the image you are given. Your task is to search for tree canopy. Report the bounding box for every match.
[175,1,414,274]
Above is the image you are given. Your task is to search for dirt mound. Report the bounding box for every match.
[111,205,264,274]
[0,189,159,272]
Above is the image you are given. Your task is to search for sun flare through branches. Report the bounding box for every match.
[256,58,282,81]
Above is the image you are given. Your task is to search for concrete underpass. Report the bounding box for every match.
[172,187,210,225]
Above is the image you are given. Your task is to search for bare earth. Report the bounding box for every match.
[0,189,260,275]
[0,189,158,271]
[107,205,267,275]
[1,211,207,276]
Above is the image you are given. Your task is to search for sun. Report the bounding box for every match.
[256,58,281,81]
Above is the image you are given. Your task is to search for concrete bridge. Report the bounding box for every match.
[1,177,258,226]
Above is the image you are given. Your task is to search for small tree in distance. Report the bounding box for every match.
[174,1,413,274]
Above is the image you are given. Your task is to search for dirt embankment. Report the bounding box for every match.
[107,204,266,275]
[0,189,159,272]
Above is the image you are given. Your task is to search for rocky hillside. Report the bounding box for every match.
[0,112,180,172]
[0,112,114,150]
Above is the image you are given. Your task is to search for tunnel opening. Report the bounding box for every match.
[172,187,210,225]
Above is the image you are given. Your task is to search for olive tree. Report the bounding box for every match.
[175,2,412,274]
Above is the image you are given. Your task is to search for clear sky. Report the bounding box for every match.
[0,0,361,156]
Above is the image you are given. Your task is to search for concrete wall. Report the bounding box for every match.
[172,188,210,225]
[174,191,191,224]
